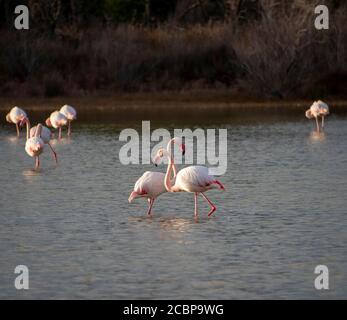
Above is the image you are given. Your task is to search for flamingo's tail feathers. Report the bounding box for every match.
[128,191,138,203]
[213,180,225,191]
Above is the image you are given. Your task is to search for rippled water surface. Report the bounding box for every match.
[0,116,346,299]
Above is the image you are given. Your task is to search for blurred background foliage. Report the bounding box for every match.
[2,0,343,27]
[0,0,346,99]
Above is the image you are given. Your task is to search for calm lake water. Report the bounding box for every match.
[0,115,346,299]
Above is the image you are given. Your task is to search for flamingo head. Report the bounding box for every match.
[319,108,329,116]
[45,117,52,127]
[28,138,44,154]
[19,117,29,127]
[6,113,12,123]
[171,137,185,155]
[33,143,42,153]
[153,148,168,167]
[128,191,139,203]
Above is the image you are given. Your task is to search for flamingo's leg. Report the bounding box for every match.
[35,156,40,169]
[321,116,325,129]
[16,123,20,137]
[59,127,62,140]
[201,193,216,217]
[146,198,155,216]
[315,117,320,132]
[194,192,199,218]
[68,120,71,137]
[48,142,58,164]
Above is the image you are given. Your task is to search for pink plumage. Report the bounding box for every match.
[5,106,27,137]
[128,138,184,216]
[305,100,330,132]
[153,147,225,219]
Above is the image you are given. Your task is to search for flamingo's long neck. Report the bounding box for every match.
[166,138,178,178]
[164,153,175,192]
[171,160,177,178]
[25,119,31,140]
[34,124,42,138]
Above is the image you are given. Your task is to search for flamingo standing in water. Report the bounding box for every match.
[153,148,225,219]
[5,106,27,137]
[20,117,58,164]
[305,100,330,132]
[60,105,77,137]
[128,138,185,216]
[45,111,68,139]
[25,123,45,169]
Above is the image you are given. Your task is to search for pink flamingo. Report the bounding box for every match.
[128,138,185,216]
[5,106,27,137]
[20,117,58,164]
[305,100,330,132]
[25,123,45,169]
[60,105,77,137]
[45,111,68,140]
[153,148,225,219]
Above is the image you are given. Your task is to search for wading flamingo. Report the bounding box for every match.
[20,117,58,164]
[305,100,330,132]
[25,123,45,169]
[46,111,68,139]
[60,105,77,137]
[128,138,185,216]
[153,148,225,219]
[5,106,27,137]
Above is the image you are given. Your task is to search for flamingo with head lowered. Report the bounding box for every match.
[128,138,185,216]
[153,147,225,219]
[25,123,45,169]
[305,100,330,132]
[46,111,68,140]
[60,105,77,137]
[5,106,27,137]
[20,117,58,164]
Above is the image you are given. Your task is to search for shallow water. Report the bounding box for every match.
[0,116,346,299]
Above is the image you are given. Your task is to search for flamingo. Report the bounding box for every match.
[20,117,58,164]
[305,100,330,132]
[60,105,77,137]
[25,123,45,169]
[128,138,185,216]
[5,106,27,137]
[45,111,68,140]
[153,148,225,219]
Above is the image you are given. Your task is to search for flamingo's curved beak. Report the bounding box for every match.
[19,118,28,131]
[128,191,138,203]
[19,118,27,127]
[214,180,226,191]
[152,154,161,167]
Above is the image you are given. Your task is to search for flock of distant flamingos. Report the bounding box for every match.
[5,100,330,218]
[6,105,77,168]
